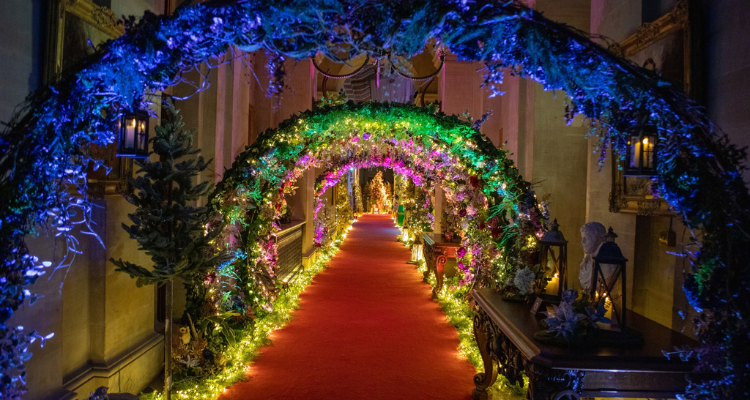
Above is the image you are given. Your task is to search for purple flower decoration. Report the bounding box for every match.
[362,132,371,140]
[586,300,611,327]
[561,289,578,304]
[457,247,467,258]
[210,17,224,34]
[459,209,467,217]
[351,136,360,143]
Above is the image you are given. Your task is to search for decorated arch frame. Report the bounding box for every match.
[209,102,542,316]
[1,0,749,397]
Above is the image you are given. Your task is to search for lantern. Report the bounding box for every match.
[401,228,410,243]
[539,219,568,299]
[591,227,629,327]
[408,238,424,265]
[624,126,657,176]
[117,110,149,158]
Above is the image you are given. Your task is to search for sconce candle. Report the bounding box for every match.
[624,126,657,176]
[117,110,150,158]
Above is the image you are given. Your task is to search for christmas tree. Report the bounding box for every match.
[353,178,364,215]
[110,106,228,400]
[368,171,387,213]
[406,182,433,233]
[385,182,393,214]
[335,180,352,229]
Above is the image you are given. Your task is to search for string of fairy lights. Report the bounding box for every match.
[142,227,351,400]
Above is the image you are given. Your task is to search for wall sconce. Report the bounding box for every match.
[624,126,657,176]
[117,110,149,158]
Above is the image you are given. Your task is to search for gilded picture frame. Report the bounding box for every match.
[608,0,690,217]
[45,0,128,197]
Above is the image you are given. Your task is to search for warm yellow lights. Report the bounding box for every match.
[146,232,349,400]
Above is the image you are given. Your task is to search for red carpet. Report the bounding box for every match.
[220,214,476,400]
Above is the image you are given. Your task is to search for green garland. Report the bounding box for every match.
[143,226,349,400]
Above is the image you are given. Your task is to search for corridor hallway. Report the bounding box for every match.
[220,214,476,399]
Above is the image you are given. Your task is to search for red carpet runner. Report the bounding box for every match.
[220,214,476,400]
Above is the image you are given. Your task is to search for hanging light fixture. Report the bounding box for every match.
[117,110,149,158]
[624,126,658,176]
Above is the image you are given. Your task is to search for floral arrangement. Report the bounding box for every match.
[399,176,433,242]
[512,267,536,296]
[0,0,747,396]
[534,289,644,349]
[441,207,462,242]
[542,289,609,340]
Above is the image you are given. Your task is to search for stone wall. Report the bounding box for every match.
[587,0,731,335]
[496,0,592,292]
[2,1,166,398]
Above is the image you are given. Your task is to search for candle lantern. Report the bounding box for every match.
[591,227,629,327]
[624,126,658,176]
[539,219,568,299]
[117,110,149,158]
[408,236,424,265]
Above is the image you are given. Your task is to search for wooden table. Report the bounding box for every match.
[421,233,461,300]
[472,288,708,400]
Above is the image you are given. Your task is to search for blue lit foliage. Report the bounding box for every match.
[0,0,748,398]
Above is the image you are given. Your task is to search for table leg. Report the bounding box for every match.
[524,361,585,400]
[472,310,499,400]
[423,243,434,283]
[432,254,447,300]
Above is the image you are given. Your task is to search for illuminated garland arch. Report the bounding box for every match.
[208,102,542,317]
[1,0,748,396]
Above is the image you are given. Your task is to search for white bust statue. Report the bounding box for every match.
[579,222,606,292]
